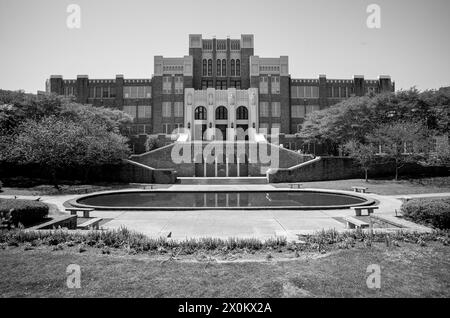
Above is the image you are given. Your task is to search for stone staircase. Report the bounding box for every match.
[178,177,268,185]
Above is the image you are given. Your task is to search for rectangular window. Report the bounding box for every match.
[271,102,281,117]
[291,105,305,118]
[102,87,109,98]
[95,86,102,98]
[305,105,320,116]
[174,76,183,94]
[89,86,95,98]
[292,86,318,98]
[124,86,151,98]
[174,102,183,117]
[163,123,171,134]
[163,76,172,94]
[259,76,268,94]
[137,105,152,119]
[162,102,172,118]
[110,87,116,98]
[259,102,269,117]
[123,106,137,119]
[271,76,280,94]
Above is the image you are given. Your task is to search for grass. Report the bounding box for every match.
[1,241,449,297]
[0,180,171,196]
[274,177,450,195]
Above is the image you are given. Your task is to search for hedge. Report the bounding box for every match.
[0,198,49,226]
[401,198,450,229]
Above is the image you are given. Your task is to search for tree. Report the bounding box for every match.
[366,121,431,180]
[343,140,378,182]
[299,88,449,154]
[145,136,164,152]
[3,116,130,187]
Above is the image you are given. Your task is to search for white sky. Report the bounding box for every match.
[0,0,449,93]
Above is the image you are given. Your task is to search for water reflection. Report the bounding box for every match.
[78,191,366,208]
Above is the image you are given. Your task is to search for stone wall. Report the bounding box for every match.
[268,156,450,183]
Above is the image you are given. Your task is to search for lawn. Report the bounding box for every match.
[1,242,449,298]
[274,177,450,195]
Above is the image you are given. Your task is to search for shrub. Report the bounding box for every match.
[401,198,450,229]
[0,198,49,226]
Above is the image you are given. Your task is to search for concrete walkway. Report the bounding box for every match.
[2,186,447,240]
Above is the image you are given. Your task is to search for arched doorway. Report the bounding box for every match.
[236,106,249,141]
[194,106,207,141]
[215,106,228,141]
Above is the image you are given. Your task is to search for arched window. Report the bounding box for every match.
[230,60,235,76]
[195,106,207,120]
[208,59,212,76]
[215,106,228,120]
[202,59,207,76]
[236,106,248,120]
[236,59,240,76]
[222,59,226,76]
[216,59,221,76]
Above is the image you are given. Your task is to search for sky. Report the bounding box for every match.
[0,0,449,93]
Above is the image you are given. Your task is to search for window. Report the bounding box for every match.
[202,59,207,76]
[305,105,320,115]
[95,86,102,98]
[291,105,305,118]
[163,77,172,94]
[215,106,228,120]
[174,76,183,94]
[162,102,171,117]
[236,59,240,77]
[174,102,183,117]
[163,123,171,134]
[271,76,280,94]
[123,86,151,98]
[195,106,207,120]
[259,76,268,94]
[89,86,95,98]
[64,86,74,96]
[101,87,109,98]
[231,60,235,76]
[291,86,319,98]
[259,102,269,117]
[216,59,221,76]
[208,59,212,76]
[271,102,281,117]
[138,105,152,119]
[236,106,248,120]
[123,106,137,119]
[110,87,116,98]
[230,80,241,89]
[222,59,226,76]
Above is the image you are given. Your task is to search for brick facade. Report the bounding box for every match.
[47,34,394,154]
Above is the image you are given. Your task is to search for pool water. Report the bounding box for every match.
[75,191,370,210]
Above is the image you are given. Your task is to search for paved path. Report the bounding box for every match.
[2,187,447,240]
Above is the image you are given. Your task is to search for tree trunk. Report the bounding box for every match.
[51,169,60,190]
[395,160,399,181]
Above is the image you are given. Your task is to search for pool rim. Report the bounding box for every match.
[67,188,376,211]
